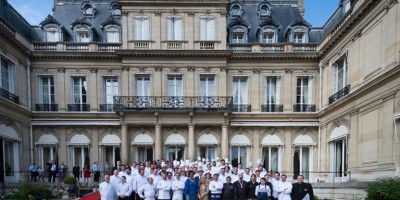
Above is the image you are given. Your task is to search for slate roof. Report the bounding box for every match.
[0,0,32,39]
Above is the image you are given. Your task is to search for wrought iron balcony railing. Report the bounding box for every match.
[261,104,283,112]
[233,104,251,112]
[0,87,19,104]
[293,104,316,112]
[67,104,90,111]
[35,104,58,111]
[329,85,351,104]
[99,104,114,112]
[113,96,233,112]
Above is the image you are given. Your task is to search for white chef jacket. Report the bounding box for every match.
[138,183,158,200]
[110,175,121,186]
[133,175,148,192]
[99,181,116,200]
[171,179,185,200]
[218,174,227,183]
[208,180,223,194]
[270,178,281,198]
[125,173,136,185]
[149,174,161,186]
[117,182,133,197]
[275,181,292,200]
[157,179,172,199]
[243,173,251,182]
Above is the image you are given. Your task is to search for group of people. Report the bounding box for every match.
[98,159,314,200]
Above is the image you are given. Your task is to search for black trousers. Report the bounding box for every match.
[48,171,56,182]
[93,171,100,182]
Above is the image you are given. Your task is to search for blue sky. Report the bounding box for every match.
[8,0,340,27]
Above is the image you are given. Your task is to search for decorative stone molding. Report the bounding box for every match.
[285,68,293,73]
[138,9,144,14]
[171,9,178,15]
[107,68,112,72]
[205,9,211,14]
[220,66,227,72]
[333,117,345,128]
[187,66,195,72]
[220,11,227,17]
[122,66,130,71]
[386,0,398,11]
[238,68,243,73]
[252,68,261,74]
[154,66,162,72]
[0,116,12,126]
[89,68,98,73]
[121,11,129,16]
[395,92,400,113]
[204,66,211,72]
[265,127,276,135]
[296,127,308,135]
[154,11,162,16]
[138,66,146,72]
[187,11,195,16]
[57,67,65,73]
[170,66,179,72]
[75,68,80,72]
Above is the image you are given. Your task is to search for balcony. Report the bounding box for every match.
[0,88,19,104]
[98,43,121,52]
[233,104,251,112]
[35,104,58,111]
[329,85,351,104]
[293,104,316,112]
[113,96,233,112]
[133,41,150,50]
[32,42,121,52]
[261,104,283,112]
[228,44,252,53]
[167,41,183,50]
[99,104,114,112]
[67,104,90,111]
[200,41,215,50]
[261,44,284,52]
[228,43,318,53]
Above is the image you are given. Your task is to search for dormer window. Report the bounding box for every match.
[293,29,306,43]
[82,1,96,17]
[230,4,243,18]
[105,26,120,43]
[260,28,277,43]
[44,26,62,42]
[286,17,311,44]
[112,7,121,16]
[110,2,121,17]
[258,2,271,18]
[231,27,246,43]
[76,27,90,42]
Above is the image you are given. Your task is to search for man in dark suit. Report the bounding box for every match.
[291,175,314,200]
[46,160,57,182]
[234,173,248,200]
[222,176,235,200]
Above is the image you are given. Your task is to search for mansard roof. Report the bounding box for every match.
[100,16,121,29]
[40,15,62,27]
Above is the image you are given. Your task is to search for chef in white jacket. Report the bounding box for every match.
[157,173,172,200]
[275,174,292,200]
[99,175,116,200]
[209,174,223,200]
[172,173,185,200]
[138,177,158,200]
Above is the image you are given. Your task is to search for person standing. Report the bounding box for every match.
[99,174,116,200]
[29,162,38,182]
[59,162,68,181]
[134,168,148,200]
[172,173,185,200]
[247,174,259,200]
[221,176,235,200]
[47,160,57,182]
[93,161,101,183]
[117,176,133,200]
[275,174,292,200]
[138,177,158,200]
[104,161,111,176]
[83,165,91,183]
[157,172,172,200]
[270,172,281,200]
[291,175,314,200]
[198,176,210,200]
[234,173,248,200]
[72,163,80,181]
[209,174,223,200]
[185,171,199,200]
[255,178,271,200]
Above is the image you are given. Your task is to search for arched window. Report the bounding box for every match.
[229,4,243,18]
[258,5,270,18]
[82,1,96,17]
[105,26,120,43]
[44,26,62,42]
[259,28,277,43]
[110,2,121,17]
[230,26,247,43]
[75,27,90,42]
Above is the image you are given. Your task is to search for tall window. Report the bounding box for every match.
[0,58,13,92]
[262,146,280,172]
[293,31,305,43]
[38,146,56,170]
[104,77,118,104]
[231,147,248,167]
[232,76,248,105]
[264,76,280,104]
[333,54,348,92]
[331,139,348,177]
[72,77,87,104]
[106,27,120,43]
[167,75,183,97]
[136,74,150,96]
[260,29,276,43]
[200,17,215,40]
[199,146,216,161]
[134,16,149,40]
[296,77,313,104]
[45,27,61,42]
[135,147,153,162]
[231,28,246,43]
[293,146,311,180]
[103,146,120,167]
[200,74,215,97]
[167,146,184,160]
[70,147,89,171]
[39,76,55,104]
[3,139,16,176]
[75,28,90,42]
[167,17,182,40]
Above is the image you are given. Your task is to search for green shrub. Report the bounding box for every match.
[4,182,55,200]
[366,177,400,200]
[63,176,77,185]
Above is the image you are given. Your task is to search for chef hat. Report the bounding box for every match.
[198,157,201,161]
[161,162,166,167]
[257,159,261,164]
[166,168,174,174]
[248,161,253,167]
[211,159,215,162]
[206,159,209,162]
[216,157,220,161]
[202,158,206,162]
[185,159,190,166]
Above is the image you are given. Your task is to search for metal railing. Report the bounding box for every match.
[261,104,283,112]
[35,104,58,111]
[261,43,285,52]
[233,104,251,112]
[329,85,351,104]
[67,104,90,111]
[293,104,316,112]
[113,96,233,112]
[98,43,121,52]
[99,104,114,112]
[0,87,19,104]
[228,44,252,52]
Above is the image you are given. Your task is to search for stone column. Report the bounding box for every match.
[89,68,98,111]
[188,125,195,160]
[155,124,162,160]
[221,125,229,159]
[56,67,66,111]
[252,127,260,165]
[121,66,129,96]
[121,124,128,165]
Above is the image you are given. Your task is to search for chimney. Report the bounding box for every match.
[298,0,305,17]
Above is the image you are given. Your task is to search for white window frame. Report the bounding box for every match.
[198,146,217,161]
[231,27,246,43]
[133,146,153,162]
[166,146,185,161]
[333,53,348,93]
[260,29,277,43]
[38,145,56,169]
[230,146,250,167]
[167,16,182,41]
[200,74,215,97]
[39,76,55,104]
[264,76,281,104]
[294,146,313,181]
[259,5,270,17]
[296,76,313,104]
[102,146,120,167]
[105,26,120,43]
[293,31,305,43]
[330,137,348,178]
[135,74,151,96]
[200,16,215,41]
[72,76,87,104]
[167,74,183,97]
[262,146,281,172]
[75,27,90,42]
[0,57,14,92]
[104,76,118,104]
[232,76,248,105]
[70,146,89,170]
[44,27,61,42]
[134,16,149,40]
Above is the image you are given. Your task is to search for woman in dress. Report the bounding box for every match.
[198,176,210,200]
[83,165,90,183]
[185,170,199,200]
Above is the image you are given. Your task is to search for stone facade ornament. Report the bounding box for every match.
[187,66,195,72]
[89,68,98,73]
[122,66,130,71]
[252,68,261,74]
[57,67,65,73]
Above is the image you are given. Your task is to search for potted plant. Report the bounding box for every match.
[62,176,78,199]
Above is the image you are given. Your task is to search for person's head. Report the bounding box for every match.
[205,172,211,179]
[126,167,131,175]
[175,173,181,180]
[260,178,266,185]
[152,168,158,175]
[121,176,126,183]
[32,162,36,165]
[207,164,211,169]
[226,176,232,184]
[94,161,97,165]
[189,171,195,179]
[200,176,207,184]
[113,169,119,176]
[255,170,260,176]
[221,159,225,165]
[139,168,145,176]
[238,163,242,169]
[198,170,204,176]
[264,174,270,182]
[232,168,237,175]
[116,160,121,166]
[162,172,168,180]
[238,173,244,180]
[224,166,230,172]
[121,165,126,171]
[212,161,216,166]
[274,172,280,180]
[104,175,110,182]
[267,170,273,176]
[213,174,219,181]
[251,174,257,181]
[75,163,78,166]
[220,168,225,174]
[258,165,263,171]
[147,177,153,184]
[132,162,137,168]
[297,175,304,184]
[281,174,287,182]
[245,168,250,174]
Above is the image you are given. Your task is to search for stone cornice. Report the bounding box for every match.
[30,52,121,60]
[118,0,228,7]
[115,50,233,58]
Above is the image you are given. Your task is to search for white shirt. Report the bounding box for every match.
[125,173,136,185]
[270,178,281,198]
[171,179,185,200]
[255,184,271,197]
[157,179,172,199]
[110,175,121,186]
[133,175,148,192]
[230,174,238,183]
[218,174,227,183]
[118,171,127,177]
[275,181,292,200]
[138,183,158,200]
[149,174,161,186]
[99,181,116,200]
[209,180,223,194]
[118,182,133,197]
[243,173,251,182]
